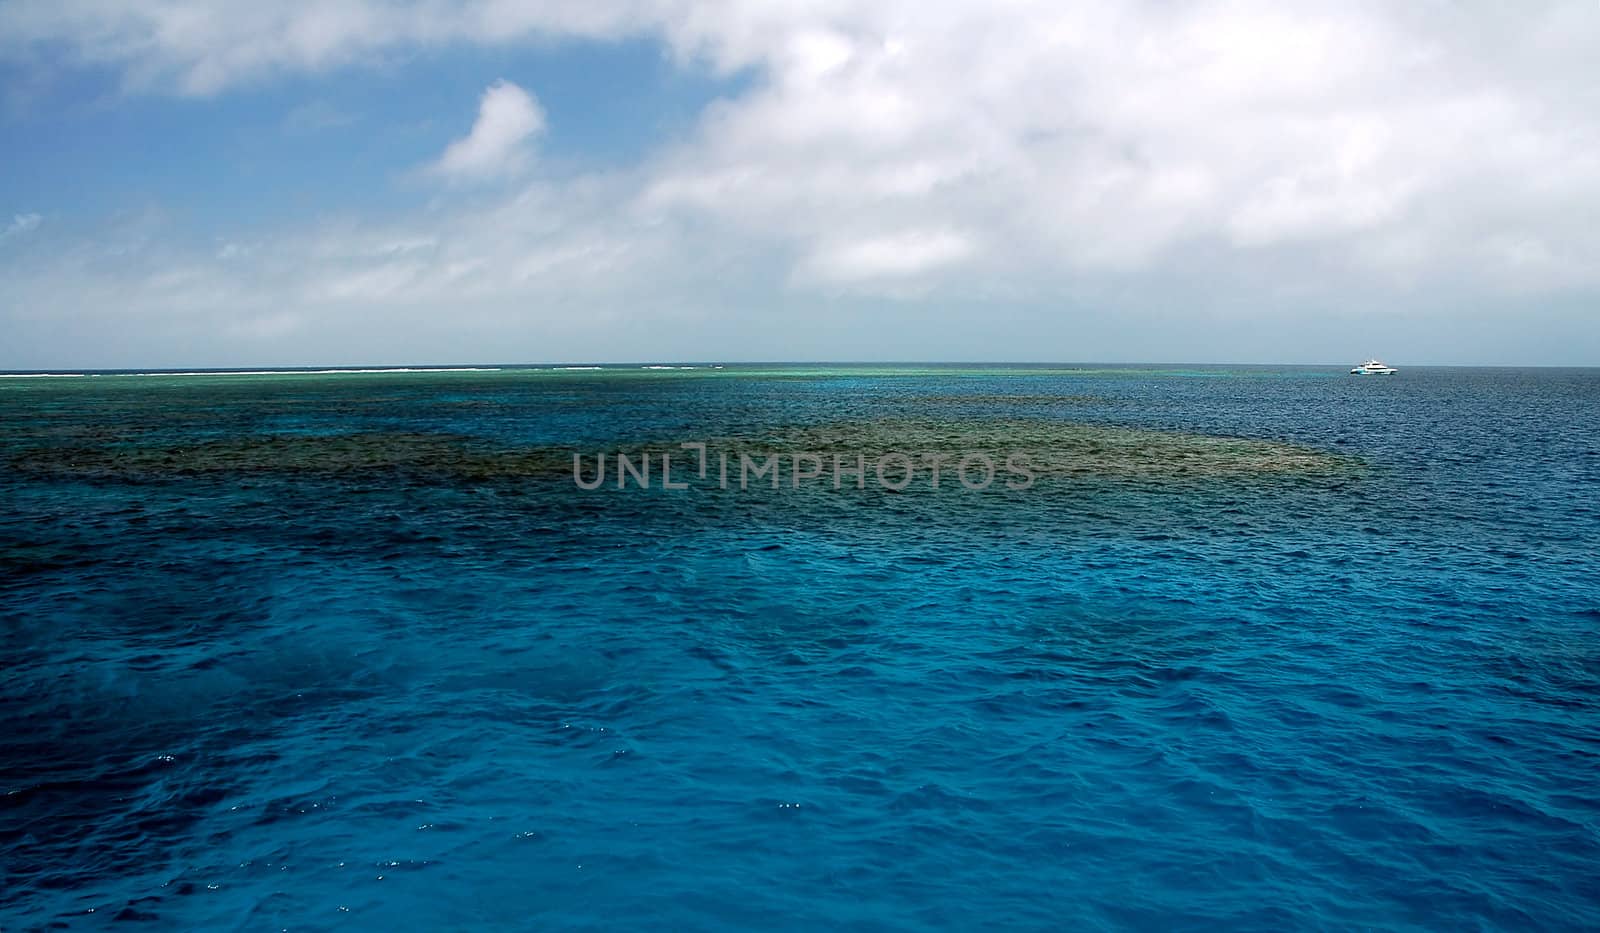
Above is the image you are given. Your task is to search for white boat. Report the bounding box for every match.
[1350,359,1398,375]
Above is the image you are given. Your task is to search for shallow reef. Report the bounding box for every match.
[704,418,1359,481]
[5,416,1359,487]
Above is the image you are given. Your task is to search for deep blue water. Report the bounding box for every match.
[2,364,1598,930]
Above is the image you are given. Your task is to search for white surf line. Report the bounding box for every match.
[129,367,506,376]
[1,367,505,378]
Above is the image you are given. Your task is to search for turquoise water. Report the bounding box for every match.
[2,364,1597,929]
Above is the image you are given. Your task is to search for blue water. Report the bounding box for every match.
[2,365,1597,930]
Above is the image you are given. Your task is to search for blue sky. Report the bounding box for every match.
[3,40,740,233]
[1,2,1598,367]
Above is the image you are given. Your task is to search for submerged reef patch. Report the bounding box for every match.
[6,417,1360,489]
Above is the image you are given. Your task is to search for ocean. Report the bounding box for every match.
[2,364,1597,930]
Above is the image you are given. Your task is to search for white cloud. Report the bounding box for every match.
[428,80,545,182]
[1,212,42,242]
[633,1,1600,292]
[796,229,977,286]
[3,2,1600,364]
[0,1,692,95]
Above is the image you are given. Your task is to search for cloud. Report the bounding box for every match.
[1,213,42,243]
[0,1,671,95]
[3,2,1600,364]
[632,1,1600,293]
[428,80,545,182]
[796,229,977,287]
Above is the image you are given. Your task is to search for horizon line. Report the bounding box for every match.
[4,359,1599,376]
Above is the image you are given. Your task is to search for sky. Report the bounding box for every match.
[1,1,1597,368]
